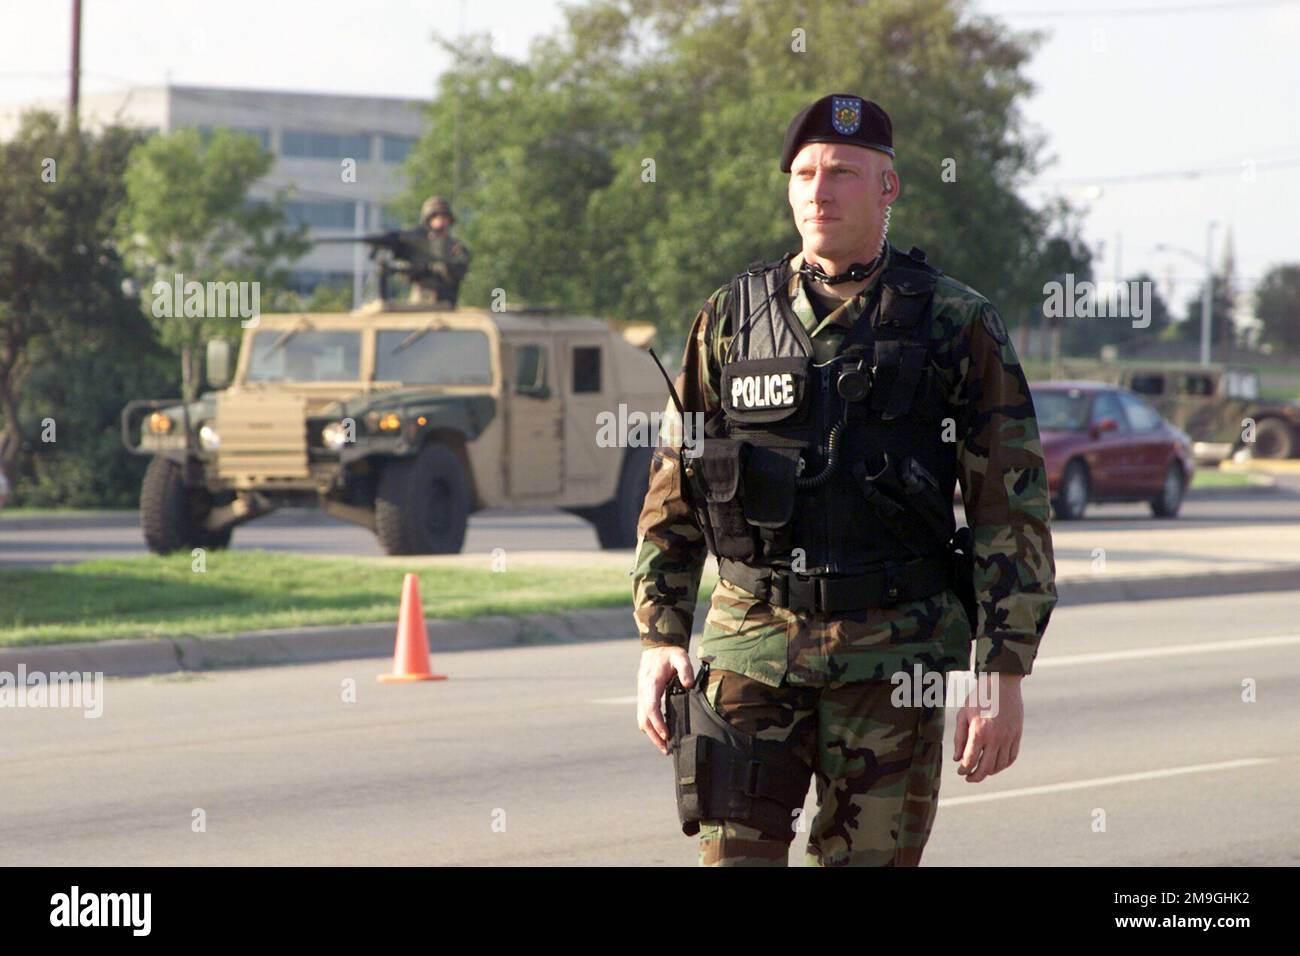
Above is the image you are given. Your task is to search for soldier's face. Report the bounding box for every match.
[429,214,450,233]
[788,143,898,263]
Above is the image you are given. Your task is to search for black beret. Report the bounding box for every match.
[780,94,894,172]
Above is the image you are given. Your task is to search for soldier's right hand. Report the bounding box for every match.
[637,645,694,756]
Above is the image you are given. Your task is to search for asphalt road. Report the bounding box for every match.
[2,589,1296,866]
[3,481,1299,568]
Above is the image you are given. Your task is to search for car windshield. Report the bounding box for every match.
[374,330,492,385]
[1033,389,1091,430]
[248,330,361,382]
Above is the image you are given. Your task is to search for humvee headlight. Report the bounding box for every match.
[376,412,402,432]
[199,424,220,451]
[321,421,350,451]
[148,412,174,435]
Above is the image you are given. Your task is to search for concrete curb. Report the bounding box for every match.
[4,565,1299,679]
[0,511,139,531]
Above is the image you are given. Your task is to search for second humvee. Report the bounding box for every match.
[121,300,668,554]
[1058,360,1300,463]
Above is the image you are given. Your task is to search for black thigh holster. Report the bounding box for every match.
[666,665,813,842]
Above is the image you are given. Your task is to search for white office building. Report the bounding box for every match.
[0,84,429,298]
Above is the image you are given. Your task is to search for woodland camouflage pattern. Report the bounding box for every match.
[632,245,1058,685]
[697,666,943,866]
[406,230,471,304]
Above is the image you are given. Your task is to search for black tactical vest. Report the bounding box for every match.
[690,244,958,576]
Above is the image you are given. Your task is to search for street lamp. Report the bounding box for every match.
[1153,219,1218,367]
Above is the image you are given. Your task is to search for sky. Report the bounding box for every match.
[3,0,1298,314]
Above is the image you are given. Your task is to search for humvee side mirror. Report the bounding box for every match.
[206,338,232,389]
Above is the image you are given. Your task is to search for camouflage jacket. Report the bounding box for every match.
[631,245,1058,686]
[404,229,471,302]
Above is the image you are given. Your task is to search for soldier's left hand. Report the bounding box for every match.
[953,674,1023,783]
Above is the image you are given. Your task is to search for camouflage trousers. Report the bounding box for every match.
[697,667,945,867]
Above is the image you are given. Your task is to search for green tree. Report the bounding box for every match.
[403,0,1089,341]
[1060,271,1172,358]
[1253,264,1300,355]
[116,128,308,400]
[0,110,175,506]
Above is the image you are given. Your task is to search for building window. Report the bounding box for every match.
[382,135,416,163]
[572,347,602,394]
[289,270,354,295]
[196,124,271,151]
[283,200,357,230]
[282,129,373,161]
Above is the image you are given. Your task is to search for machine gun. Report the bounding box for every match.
[315,230,427,302]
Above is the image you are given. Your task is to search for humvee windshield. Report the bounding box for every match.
[1034,389,1090,430]
[248,330,361,382]
[374,329,493,385]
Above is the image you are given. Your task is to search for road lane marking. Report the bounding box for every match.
[1036,633,1300,668]
[939,757,1275,807]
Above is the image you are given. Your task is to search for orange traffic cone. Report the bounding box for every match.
[377,573,448,683]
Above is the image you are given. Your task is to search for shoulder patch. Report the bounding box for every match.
[980,303,1009,345]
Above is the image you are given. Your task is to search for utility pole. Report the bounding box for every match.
[1200,221,1217,367]
[69,0,83,130]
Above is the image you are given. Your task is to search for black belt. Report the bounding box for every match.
[718,552,954,614]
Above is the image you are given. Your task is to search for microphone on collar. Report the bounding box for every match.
[798,252,884,286]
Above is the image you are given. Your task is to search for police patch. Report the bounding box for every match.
[830,96,862,135]
[731,372,796,410]
[981,303,1009,345]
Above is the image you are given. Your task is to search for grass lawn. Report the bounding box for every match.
[0,550,718,648]
[1190,469,1260,489]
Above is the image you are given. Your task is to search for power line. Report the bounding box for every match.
[1029,155,1300,186]
[995,0,1298,19]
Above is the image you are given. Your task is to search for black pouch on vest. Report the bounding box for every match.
[743,445,802,557]
[869,268,937,420]
[696,438,756,561]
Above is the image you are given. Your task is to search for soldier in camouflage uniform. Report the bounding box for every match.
[633,94,1058,866]
[406,196,471,306]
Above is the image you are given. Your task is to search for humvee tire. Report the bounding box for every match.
[141,457,231,554]
[1251,418,1295,460]
[590,447,653,549]
[1150,462,1186,519]
[1053,459,1090,521]
[375,442,470,555]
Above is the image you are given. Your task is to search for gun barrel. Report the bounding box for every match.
[313,232,403,245]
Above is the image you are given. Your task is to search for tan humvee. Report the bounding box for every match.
[122,300,668,554]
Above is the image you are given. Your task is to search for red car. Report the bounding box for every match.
[1031,381,1196,520]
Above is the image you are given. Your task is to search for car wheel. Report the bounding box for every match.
[1150,463,1185,518]
[1054,460,1090,521]
[140,457,191,554]
[591,447,653,549]
[1251,418,1295,460]
[374,444,470,555]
